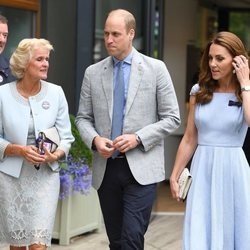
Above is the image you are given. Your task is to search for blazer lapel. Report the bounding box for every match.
[102,58,114,120]
[101,52,144,119]
[125,55,144,115]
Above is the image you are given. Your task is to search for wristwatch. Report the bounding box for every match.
[135,134,141,145]
[241,86,250,92]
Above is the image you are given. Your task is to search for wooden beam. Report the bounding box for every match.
[0,0,39,11]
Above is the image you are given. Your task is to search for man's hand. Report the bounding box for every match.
[94,136,115,158]
[113,134,139,153]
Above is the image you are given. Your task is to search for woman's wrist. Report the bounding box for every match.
[53,152,60,161]
[241,85,250,92]
[170,175,178,184]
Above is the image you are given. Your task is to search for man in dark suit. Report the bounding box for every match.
[76,9,180,249]
[0,14,15,85]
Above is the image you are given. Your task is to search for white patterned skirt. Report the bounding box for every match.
[0,162,59,247]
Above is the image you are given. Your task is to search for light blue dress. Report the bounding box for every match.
[183,84,250,250]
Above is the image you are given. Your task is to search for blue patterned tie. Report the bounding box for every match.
[111,61,125,157]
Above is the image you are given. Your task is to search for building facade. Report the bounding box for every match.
[1,0,249,176]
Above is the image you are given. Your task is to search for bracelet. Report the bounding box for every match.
[241,86,250,92]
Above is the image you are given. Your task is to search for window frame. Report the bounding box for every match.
[0,0,40,36]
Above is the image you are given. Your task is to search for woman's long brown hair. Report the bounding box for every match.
[196,31,250,104]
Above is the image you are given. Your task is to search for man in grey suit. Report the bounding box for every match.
[76,9,180,250]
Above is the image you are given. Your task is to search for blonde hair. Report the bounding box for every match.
[10,38,54,79]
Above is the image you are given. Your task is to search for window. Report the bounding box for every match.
[229,11,250,51]
[0,0,39,57]
[93,0,164,62]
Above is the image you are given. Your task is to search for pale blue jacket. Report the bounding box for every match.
[0,80,74,178]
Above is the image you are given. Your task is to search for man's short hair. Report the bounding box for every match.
[0,15,8,24]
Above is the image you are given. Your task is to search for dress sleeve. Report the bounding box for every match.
[190,83,200,96]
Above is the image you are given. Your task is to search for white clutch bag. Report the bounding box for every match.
[42,127,60,148]
[35,126,60,170]
[36,126,60,154]
[178,168,192,200]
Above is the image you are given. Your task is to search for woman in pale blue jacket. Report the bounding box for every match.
[0,38,74,250]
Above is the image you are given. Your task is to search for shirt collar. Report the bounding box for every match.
[113,50,133,66]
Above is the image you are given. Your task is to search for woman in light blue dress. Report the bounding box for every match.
[170,31,250,249]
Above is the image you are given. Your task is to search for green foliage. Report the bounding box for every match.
[69,114,92,166]
[229,12,250,50]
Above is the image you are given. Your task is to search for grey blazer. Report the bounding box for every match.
[76,48,180,189]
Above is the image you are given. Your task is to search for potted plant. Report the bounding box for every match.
[52,115,102,245]
[59,114,93,199]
